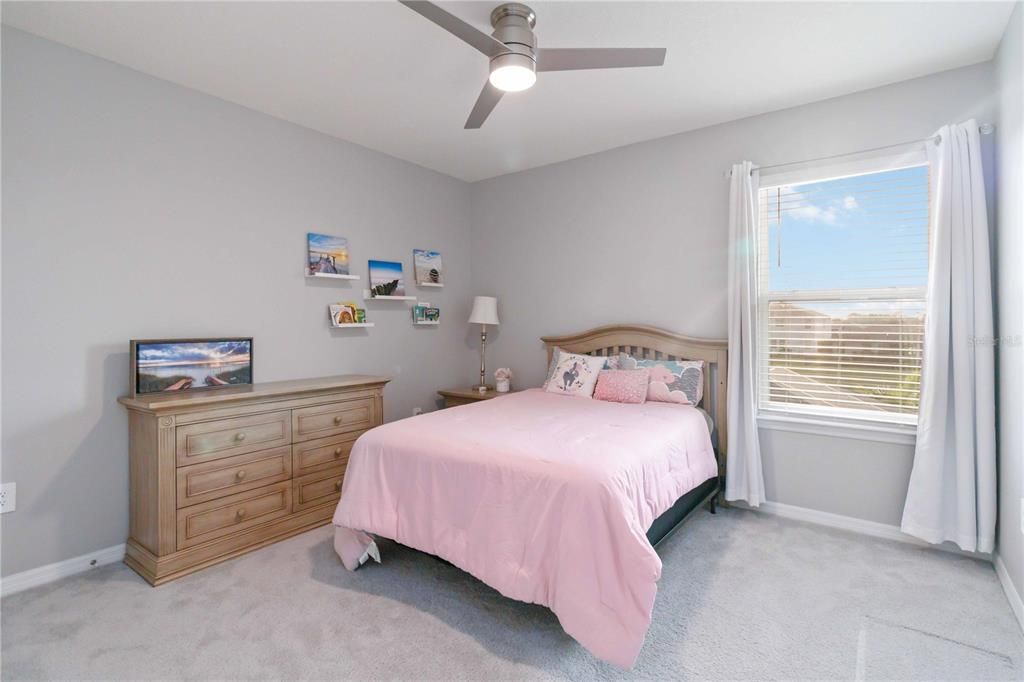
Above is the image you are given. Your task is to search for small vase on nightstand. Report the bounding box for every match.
[494,368,512,393]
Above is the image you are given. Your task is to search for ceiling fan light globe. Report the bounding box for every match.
[489,65,535,92]
[488,53,536,92]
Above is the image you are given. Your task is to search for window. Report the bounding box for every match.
[757,158,930,424]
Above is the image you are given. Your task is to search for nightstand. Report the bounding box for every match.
[438,386,510,408]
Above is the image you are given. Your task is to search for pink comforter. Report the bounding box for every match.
[332,389,717,667]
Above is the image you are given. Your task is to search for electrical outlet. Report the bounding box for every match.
[412,407,424,416]
[0,483,16,514]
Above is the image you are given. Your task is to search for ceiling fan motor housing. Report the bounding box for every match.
[489,3,537,76]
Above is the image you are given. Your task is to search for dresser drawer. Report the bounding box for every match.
[292,431,363,476]
[176,411,291,466]
[176,482,291,550]
[293,469,345,512]
[292,399,374,442]
[176,446,292,508]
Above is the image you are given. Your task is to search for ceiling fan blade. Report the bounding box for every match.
[465,81,504,129]
[536,47,666,72]
[399,1,508,59]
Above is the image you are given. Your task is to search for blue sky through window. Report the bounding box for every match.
[762,165,929,296]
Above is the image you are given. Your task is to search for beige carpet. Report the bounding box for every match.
[2,507,1021,680]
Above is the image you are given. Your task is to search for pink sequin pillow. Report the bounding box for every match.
[593,369,650,404]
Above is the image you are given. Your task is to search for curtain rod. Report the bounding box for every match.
[726,123,994,177]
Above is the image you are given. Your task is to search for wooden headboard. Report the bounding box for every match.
[541,324,729,462]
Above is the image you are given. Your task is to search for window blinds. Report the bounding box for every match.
[757,164,929,421]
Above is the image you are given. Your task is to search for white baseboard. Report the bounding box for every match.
[0,543,125,597]
[739,500,990,559]
[994,553,1024,634]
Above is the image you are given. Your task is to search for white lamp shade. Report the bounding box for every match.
[468,296,500,326]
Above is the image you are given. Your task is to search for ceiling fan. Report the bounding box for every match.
[399,1,667,129]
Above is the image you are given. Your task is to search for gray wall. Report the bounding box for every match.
[0,28,474,576]
[470,62,997,528]
[995,3,1024,598]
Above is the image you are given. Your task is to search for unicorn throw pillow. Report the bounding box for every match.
[542,348,619,389]
[544,351,606,398]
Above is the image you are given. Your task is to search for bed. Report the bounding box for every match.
[332,324,728,668]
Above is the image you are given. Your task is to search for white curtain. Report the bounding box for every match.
[725,161,767,506]
[901,120,996,553]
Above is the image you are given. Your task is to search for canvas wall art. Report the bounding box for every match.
[308,233,349,275]
[368,259,406,297]
[413,249,444,285]
[131,338,253,396]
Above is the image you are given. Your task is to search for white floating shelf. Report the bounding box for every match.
[417,282,444,288]
[413,321,440,326]
[331,323,374,328]
[307,272,360,280]
[364,291,416,301]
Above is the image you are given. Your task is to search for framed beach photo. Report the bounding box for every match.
[413,249,444,286]
[130,338,253,397]
[307,233,350,276]
[368,259,406,297]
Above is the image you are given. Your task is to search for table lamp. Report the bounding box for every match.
[468,296,500,390]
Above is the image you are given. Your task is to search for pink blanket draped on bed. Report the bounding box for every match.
[332,388,717,668]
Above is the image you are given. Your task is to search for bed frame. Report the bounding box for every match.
[541,324,728,547]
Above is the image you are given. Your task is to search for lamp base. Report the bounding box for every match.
[473,384,494,393]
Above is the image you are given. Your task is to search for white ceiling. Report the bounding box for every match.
[2,1,1015,181]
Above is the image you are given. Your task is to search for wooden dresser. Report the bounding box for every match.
[118,375,389,585]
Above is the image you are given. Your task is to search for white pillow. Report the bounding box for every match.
[542,348,619,389]
[544,351,606,398]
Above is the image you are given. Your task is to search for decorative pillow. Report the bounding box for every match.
[593,369,650,404]
[544,351,606,398]
[543,348,619,388]
[541,346,563,389]
[618,353,705,405]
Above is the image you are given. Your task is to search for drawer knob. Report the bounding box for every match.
[235,508,247,521]
[334,447,343,458]
[235,470,247,481]
[235,432,246,442]
[333,416,343,425]
[334,480,342,492]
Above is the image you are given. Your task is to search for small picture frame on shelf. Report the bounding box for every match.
[308,233,350,276]
[329,301,366,326]
[413,249,444,286]
[412,303,440,324]
[330,303,355,325]
[368,259,406,297]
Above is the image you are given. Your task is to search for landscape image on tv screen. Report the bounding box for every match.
[135,339,252,394]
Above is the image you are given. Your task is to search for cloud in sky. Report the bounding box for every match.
[782,193,859,225]
[790,204,838,224]
[138,341,250,365]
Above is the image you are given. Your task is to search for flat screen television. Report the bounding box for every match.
[130,338,253,397]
